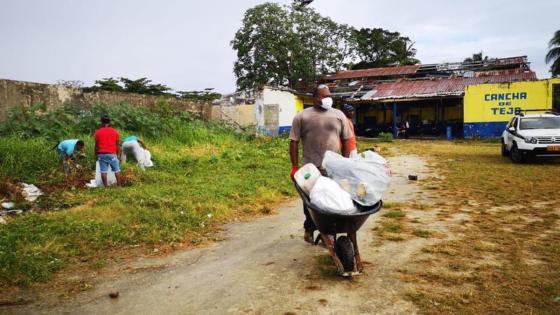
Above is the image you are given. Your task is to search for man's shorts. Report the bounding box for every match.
[98,153,120,173]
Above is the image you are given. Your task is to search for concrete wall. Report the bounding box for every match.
[0,79,212,120]
[216,104,256,127]
[256,87,302,135]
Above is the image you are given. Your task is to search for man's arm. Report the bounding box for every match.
[288,113,302,178]
[337,112,353,157]
[289,140,299,179]
[341,139,351,158]
[138,139,147,149]
[289,140,299,167]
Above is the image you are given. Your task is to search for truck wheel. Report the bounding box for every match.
[510,143,525,163]
[501,140,510,157]
[335,236,355,272]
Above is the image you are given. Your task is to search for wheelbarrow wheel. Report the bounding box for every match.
[335,236,355,272]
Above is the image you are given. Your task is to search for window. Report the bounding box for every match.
[519,117,560,130]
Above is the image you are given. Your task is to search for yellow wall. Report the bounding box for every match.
[464,79,560,123]
[295,95,313,112]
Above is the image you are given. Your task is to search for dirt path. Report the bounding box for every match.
[8,155,438,315]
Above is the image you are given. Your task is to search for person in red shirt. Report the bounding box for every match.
[342,104,358,157]
[94,114,121,186]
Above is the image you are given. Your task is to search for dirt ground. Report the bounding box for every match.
[4,154,454,315]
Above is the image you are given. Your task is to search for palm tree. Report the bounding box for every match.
[546,30,560,77]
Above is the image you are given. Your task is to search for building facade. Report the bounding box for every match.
[463,79,560,138]
[321,56,541,138]
[213,86,305,136]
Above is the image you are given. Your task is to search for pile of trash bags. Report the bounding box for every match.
[294,150,391,214]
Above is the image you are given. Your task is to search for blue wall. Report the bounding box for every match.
[278,126,291,135]
[463,122,507,138]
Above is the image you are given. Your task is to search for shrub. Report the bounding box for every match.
[378,132,394,142]
[0,102,205,141]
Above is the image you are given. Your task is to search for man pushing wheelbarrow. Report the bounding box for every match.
[289,84,352,242]
[289,85,388,277]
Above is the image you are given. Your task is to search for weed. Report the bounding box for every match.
[387,236,405,242]
[378,132,394,142]
[382,210,406,219]
[413,229,431,238]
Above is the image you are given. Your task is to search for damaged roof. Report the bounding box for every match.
[321,65,420,81]
[351,71,537,103]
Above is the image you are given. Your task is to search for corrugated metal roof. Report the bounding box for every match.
[493,56,528,66]
[322,65,420,81]
[474,68,528,77]
[355,72,537,102]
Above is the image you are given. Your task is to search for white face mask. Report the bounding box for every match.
[320,97,333,109]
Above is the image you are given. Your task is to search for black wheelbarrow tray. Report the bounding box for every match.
[294,182,382,277]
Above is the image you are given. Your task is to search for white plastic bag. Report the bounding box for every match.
[309,176,355,214]
[294,163,321,193]
[94,161,117,187]
[138,149,154,169]
[322,150,391,206]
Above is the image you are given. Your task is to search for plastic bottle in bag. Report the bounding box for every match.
[294,163,321,194]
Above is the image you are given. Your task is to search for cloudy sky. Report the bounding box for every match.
[1,0,558,93]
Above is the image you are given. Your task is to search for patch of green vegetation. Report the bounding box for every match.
[314,254,339,278]
[378,132,394,142]
[382,210,406,219]
[0,103,294,286]
[380,201,403,209]
[387,236,405,242]
[380,221,402,233]
[412,229,431,238]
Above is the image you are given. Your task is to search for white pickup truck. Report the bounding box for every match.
[501,112,560,163]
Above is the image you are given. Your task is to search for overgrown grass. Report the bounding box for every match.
[0,103,294,286]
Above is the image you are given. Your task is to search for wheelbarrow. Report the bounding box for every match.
[294,182,382,277]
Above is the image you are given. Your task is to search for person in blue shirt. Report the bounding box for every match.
[121,135,148,164]
[56,139,85,174]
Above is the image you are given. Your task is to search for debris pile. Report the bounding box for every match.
[21,183,43,202]
[0,181,44,222]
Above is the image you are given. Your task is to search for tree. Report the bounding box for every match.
[231,3,354,90]
[350,28,419,69]
[390,37,420,66]
[90,78,124,92]
[289,5,355,85]
[176,89,222,101]
[88,77,172,96]
[546,30,560,77]
[464,52,489,63]
[231,3,291,90]
[120,78,172,96]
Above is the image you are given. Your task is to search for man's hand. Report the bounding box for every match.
[290,166,299,179]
